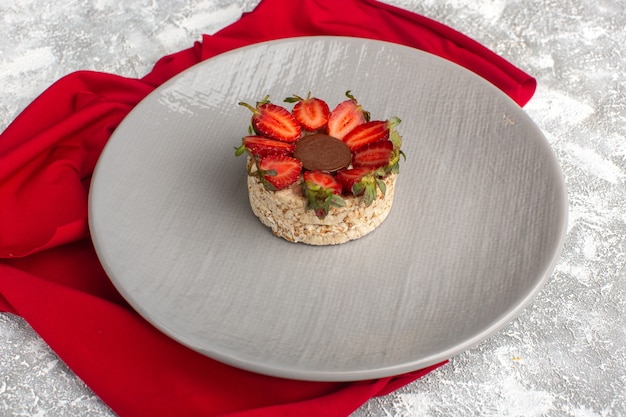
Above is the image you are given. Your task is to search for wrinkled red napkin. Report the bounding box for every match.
[0,0,536,416]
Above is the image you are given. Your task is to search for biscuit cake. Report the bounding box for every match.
[235,91,404,245]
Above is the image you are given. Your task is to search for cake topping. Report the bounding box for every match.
[293,133,352,172]
[254,154,302,190]
[301,171,346,219]
[235,91,405,220]
[327,91,370,139]
[239,96,301,142]
[342,117,401,151]
[336,167,387,206]
[235,135,295,158]
[284,93,330,131]
[351,139,394,169]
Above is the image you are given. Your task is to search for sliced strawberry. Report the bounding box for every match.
[235,135,295,158]
[336,167,385,206]
[285,93,330,131]
[326,91,369,140]
[352,140,393,170]
[303,171,343,195]
[342,116,401,151]
[239,96,301,142]
[301,170,345,218]
[257,155,302,190]
[336,167,374,194]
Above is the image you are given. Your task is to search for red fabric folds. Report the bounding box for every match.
[0,0,535,416]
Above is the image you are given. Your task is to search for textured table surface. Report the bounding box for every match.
[1,0,624,416]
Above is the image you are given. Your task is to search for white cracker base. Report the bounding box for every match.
[247,173,397,245]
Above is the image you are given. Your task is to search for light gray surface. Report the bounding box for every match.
[89,36,567,381]
[1,0,624,416]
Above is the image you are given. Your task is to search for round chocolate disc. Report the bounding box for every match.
[293,133,352,172]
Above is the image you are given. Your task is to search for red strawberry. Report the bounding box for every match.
[352,140,393,170]
[342,117,401,151]
[336,167,374,194]
[235,135,295,158]
[239,96,301,142]
[284,92,330,131]
[336,167,386,206]
[257,155,302,190]
[301,170,345,218]
[326,91,369,140]
[303,171,343,195]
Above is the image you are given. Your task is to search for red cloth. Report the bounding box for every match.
[0,0,535,416]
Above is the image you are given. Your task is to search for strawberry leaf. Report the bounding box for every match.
[302,173,344,219]
[390,129,402,149]
[352,181,366,196]
[235,144,246,156]
[375,178,387,195]
[363,183,377,206]
[262,181,277,191]
[284,92,308,103]
[330,194,346,208]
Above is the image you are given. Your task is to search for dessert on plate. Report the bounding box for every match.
[235,91,404,245]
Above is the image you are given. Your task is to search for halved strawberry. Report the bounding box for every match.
[336,167,373,194]
[326,91,369,140]
[342,117,401,151]
[301,171,345,218]
[284,92,330,131]
[336,167,386,206]
[239,96,301,142]
[352,140,393,170]
[303,171,343,195]
[235,135,295,158]
[257,155,302,190]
